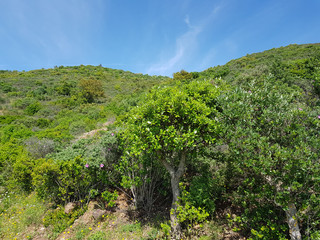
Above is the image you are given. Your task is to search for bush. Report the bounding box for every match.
[101,190,118,207]
[32,132,121,204]
[0,96,5,104]
[176,184,209,237]
[36,118,51,128]
[54,81,73,96]
[43,206,86,235]
[24,137,55,159]
[79,78,105,103]
[12,98,34,109]
[189,167,220,215]
[225,204,288,240]
[25,102,41,115]
[32,157,95,204]
[31,158,61,201]
[0,142,35,192]
[0,82,16,93]
[173,70,193,81]
[11,154,35,192]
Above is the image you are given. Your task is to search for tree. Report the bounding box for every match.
[219,80,320,239]
[172,70,193,81]
[79,78,105,103]
[121,79,227,239]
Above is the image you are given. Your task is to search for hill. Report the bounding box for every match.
[0,65,170,143]
[1,44,320,240]
[200,43,320,101]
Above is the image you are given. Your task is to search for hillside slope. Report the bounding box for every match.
[1,43,320,240]
[199,43,320,105]
[0,65,170,143]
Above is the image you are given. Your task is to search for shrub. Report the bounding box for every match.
[0,96,5,104]
[43,206,86,235]
[0,82,16,93]
[54,81,73,96]
[36,118,51,128]
[173,70,193,81]
[24,137,55,159]
[32,157,95,204]
[25,102,41,115]
[79,78,105,103]
[12,98,33,109]
[11,154,35,192]
[32,138,120,205]
[176,184,209,237]
[101,190,118,207]
[0,142,35,192]
[189,173,216,215]
[31,158,61,201]
[0,124,33,143]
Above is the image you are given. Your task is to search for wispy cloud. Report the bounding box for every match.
[146,5,222,76]
[184,15,192,28]
[147,25,201,76]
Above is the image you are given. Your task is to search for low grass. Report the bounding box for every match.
[0,192,47,240]
[0,191,225,240]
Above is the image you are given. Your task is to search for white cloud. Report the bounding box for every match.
[147,25,201,76]
[146,5,222,76]
[184,15,192,28]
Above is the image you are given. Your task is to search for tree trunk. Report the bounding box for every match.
[170,175,181,240]
[263,176,302,240]
[160,151,186,240]
[285,203,301,240]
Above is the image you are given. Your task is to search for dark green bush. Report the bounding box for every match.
[0,82,16,93]
[189,173,216,215]
[25,102,42,115]
[0,96,5,104]
[36,118,51,128]
[0,124,33,143]
[54,81,73,96]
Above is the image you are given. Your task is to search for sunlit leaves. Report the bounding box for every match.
[122,79,228,162]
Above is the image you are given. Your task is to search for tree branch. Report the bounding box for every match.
[158,151,175,176]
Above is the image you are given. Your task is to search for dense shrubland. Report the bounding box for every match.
[1,44,320,239]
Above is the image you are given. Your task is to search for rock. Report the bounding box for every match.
[64,202,77,214]
[88,201,99,211]
[92,209,107,220]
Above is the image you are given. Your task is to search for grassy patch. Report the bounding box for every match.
[0,192,47,240]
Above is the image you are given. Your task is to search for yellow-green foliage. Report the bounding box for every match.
[32,157,94,204]
[0,142,35,192]
[79,78,105,103]
[42,206,86,237]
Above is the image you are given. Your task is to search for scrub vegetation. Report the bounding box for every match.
[1,43,320,239]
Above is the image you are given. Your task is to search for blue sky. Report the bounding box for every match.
[0,0,319,76]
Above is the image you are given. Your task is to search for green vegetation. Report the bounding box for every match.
[121,79,227,239]
[0,44,320,239]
